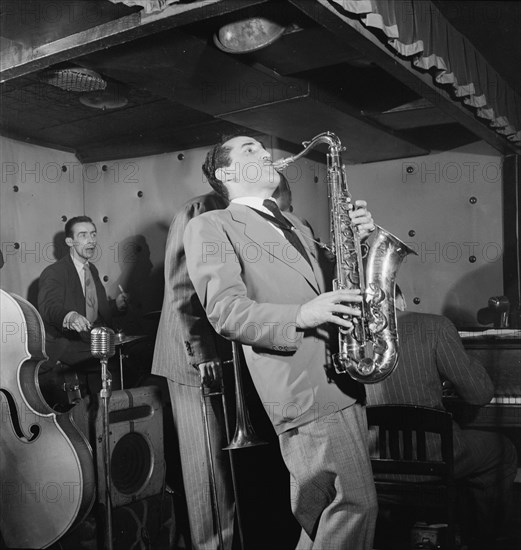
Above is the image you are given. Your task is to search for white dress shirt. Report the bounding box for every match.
[231,196,284,237]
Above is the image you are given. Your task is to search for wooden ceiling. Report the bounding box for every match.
[1,0,519,163]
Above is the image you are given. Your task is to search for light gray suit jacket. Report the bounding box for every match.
[184,202,358,434]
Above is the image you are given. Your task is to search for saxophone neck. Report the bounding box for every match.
[273,131,345,170]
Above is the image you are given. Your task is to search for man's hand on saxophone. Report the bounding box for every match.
[349,199,376,240]
[295,197,375,330]
[296,289,362,330]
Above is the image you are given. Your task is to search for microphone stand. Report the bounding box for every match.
[91,327,115,550]
[100,354,113,550]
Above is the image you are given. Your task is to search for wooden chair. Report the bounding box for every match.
[366,405,458,549]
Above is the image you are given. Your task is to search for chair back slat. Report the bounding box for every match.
[416,430,427,461]
[389,428,400,459]
[402,429,412,460]
[378,427,388,458]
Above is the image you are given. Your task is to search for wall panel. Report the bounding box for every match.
[0,137,84,303]
[345,141,503,327]
[82,147,210,334]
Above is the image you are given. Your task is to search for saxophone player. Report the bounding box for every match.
[184,134,378,549]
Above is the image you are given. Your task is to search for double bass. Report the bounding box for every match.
[0,289,95,548]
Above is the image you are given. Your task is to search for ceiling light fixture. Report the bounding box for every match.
[40,67,107,93]
[79,85,128,110]
[214,17,286,54]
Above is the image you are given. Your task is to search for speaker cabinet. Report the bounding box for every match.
[95,386,165,508]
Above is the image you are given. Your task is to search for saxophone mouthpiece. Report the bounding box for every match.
[272,157,292,171]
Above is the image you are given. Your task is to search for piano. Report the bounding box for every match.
[444,329,521,429]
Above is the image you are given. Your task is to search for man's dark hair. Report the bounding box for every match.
[65,216,96,239]
[202,134,268,201]
[202,135,236,200]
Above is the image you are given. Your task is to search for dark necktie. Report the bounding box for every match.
[262,199,312,266]
[83,264,98,323]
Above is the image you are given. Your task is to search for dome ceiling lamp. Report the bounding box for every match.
[213,17,287,54]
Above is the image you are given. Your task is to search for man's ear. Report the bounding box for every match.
[215,167,226,183]
[65,237,74,248]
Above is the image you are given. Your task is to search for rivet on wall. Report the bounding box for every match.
[406,165,416,174]
[102,165,108,172]
[177,153,185,161]
[469,256,477,263]
[13,186,19,192]
[61,215,67,222]
[14,243,20,250]
[413,297,421,305]
[103,216,109,223]
[469,196,477,204]
[314,176,319,184]
[408,229,416,237]
[61,165,67,172]
[137,191,143,198]
[103,275,109,282]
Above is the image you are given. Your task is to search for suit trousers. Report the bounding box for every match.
[279,403,378,550]
[455,428,518,547]
[167,378,235,550]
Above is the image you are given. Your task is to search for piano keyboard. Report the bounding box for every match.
[447,334,521,429]
[489,395,521,406]
[458,328,521,339]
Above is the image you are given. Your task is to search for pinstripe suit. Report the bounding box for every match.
[184,202,378,550]
[366,312,518,546]
[151,192,235,550]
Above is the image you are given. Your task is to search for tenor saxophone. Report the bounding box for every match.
[273,132,416,383]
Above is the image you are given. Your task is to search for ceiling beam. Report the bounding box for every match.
[76,29,309,115]
[288,0,521,156]
[0,0,269,83]
[75,28,426,162]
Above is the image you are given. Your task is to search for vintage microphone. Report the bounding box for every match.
[91,327,116,550]
[488,296,510,328]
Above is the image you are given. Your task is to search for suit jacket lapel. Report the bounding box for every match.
[290,221,326,294]
[228,204,320,294]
